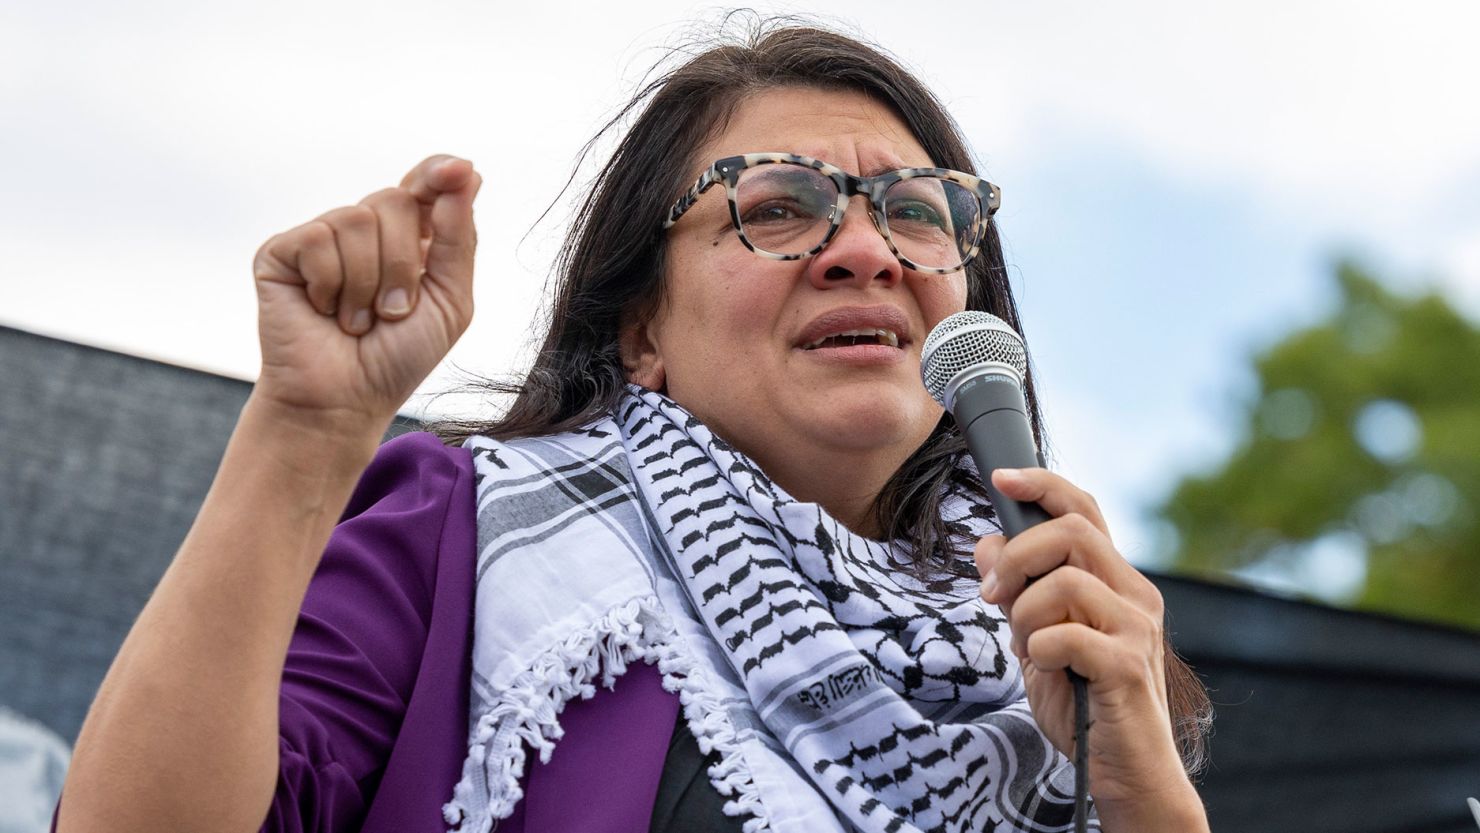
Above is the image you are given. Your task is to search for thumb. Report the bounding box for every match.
[402,156,481,292]
[426,169,481,291]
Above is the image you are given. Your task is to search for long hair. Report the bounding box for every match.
[434,15,1210,776]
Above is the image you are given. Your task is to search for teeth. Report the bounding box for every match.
[802,328,901,350]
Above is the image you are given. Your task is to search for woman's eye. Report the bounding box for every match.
[889,201,946,228]
[743,201,805,224]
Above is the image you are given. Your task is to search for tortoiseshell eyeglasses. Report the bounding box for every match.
[663,152,1001,274]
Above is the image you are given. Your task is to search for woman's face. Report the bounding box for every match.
[625,86,968,515]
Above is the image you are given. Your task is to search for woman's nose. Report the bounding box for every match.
[805,195,904,290]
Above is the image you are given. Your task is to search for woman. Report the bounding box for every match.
[57,23,1211,833]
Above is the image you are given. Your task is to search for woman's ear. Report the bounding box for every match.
[619,314,666,391]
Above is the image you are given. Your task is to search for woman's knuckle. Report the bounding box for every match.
[252,239,280,275]
[1125,572,1164,615]
[301,220,334,248]
[254,233,279,258]
[336,205,376,231]
[1148,613,1165,645]
[313,206,359,234]
[1082,492,1103,516]
[1143,584,1166,619]
[1063,512,1096,538]
[1063,566,1096,597]
[1059,623,1090,654]
[1125,602,1157,635]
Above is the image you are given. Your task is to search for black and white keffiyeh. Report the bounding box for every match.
[444,387,1093,833]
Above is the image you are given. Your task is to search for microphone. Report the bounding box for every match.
[920,309,1090,833]
[920,310,1050,536]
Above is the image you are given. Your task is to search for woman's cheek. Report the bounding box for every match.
[914,273,969,327]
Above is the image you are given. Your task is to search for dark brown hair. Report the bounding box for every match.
[434,14,1210,776]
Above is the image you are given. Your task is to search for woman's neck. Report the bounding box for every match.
[734,436,920,541]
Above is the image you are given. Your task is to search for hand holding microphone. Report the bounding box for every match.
[922,312,1203,830]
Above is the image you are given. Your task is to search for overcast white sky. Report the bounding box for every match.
[4,1,1478,595]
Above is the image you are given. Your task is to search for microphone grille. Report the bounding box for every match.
[920,311,1028,406]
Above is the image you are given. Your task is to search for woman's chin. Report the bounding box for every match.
[791,386,939,452]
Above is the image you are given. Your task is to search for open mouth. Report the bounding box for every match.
[801,328,902,350]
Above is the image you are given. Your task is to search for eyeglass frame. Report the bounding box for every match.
[662,152,1002,275]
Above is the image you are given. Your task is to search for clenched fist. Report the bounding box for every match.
[251,155,481,432]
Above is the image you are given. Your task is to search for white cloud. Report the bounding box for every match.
[947,3,1480,218]
[3,2,1478,603]
[6,1,1478,311]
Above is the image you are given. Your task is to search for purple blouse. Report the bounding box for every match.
[57,432,682,833]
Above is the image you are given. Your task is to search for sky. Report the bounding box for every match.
[3,1,1478,600]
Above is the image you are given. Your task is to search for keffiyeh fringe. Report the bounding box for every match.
[442,597,768,833]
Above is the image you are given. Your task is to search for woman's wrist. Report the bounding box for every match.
[1093,774,1208,833]
[219,395,387,537]
[238,392,387,477]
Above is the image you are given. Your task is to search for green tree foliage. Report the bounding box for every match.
[1157,261,1480,630]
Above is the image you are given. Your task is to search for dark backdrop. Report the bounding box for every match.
[3,324,1477,831]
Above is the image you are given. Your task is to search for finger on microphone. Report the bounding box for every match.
[1007,567,1118,659]
[1024,622,1117,681]
[974,534,1006,602]
[990,467,1110,537]
[989,516,1107,605]
[990,467,1037,496]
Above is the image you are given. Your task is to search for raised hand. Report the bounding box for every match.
[58,158,485,833]
[251,155,482,433]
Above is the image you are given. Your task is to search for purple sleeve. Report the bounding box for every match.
[264,432,475,833]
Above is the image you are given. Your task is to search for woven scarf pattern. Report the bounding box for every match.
[445,387,1093,833]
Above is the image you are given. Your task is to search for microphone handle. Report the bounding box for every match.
[953,371,1091,833]
[953,373,1052,537]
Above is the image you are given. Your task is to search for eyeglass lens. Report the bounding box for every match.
[733,162,981,269]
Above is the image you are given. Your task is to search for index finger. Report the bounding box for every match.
[985,513,1143,611]
[399,154,477,204]
[990,467,1111,540]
